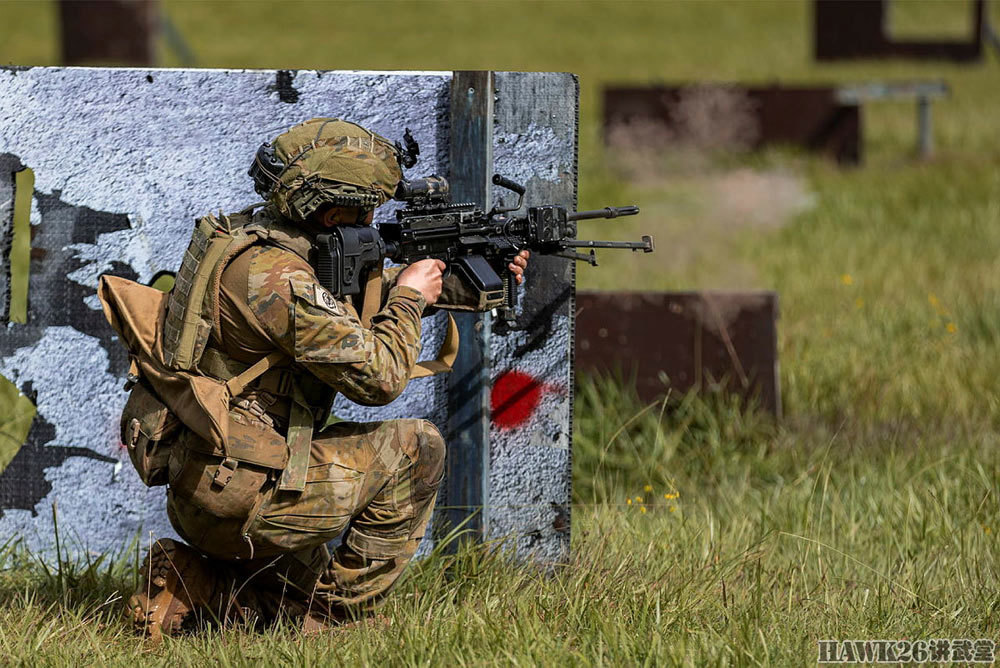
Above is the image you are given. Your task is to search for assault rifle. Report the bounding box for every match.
[314,174,653,322]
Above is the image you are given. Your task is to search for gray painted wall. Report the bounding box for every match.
[0,67,575,563]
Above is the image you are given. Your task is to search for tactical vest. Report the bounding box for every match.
[99,207,457,495]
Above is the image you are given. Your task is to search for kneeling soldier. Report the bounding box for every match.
[122,119,528,638]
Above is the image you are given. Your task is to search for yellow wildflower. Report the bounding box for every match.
[626,498,632,506]
[946,322,957,334]
[840,274,853,286]
[669,505,677,513]
[640,506,647,514]
[643,484,652,492]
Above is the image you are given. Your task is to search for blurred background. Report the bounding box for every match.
[1,2,1000,662]
[2,0,999,484]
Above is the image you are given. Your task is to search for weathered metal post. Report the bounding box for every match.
[917,95,933,158]
[445,70,494,540]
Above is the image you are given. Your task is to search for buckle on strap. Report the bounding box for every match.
[212,457,238,489]
[232,398,275,428]
[274,369,293,396]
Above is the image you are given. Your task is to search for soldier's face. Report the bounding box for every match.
[317,206,374,227]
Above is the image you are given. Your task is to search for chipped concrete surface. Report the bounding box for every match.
[0,67,576,563]
[0,68,450,287]
[0,327,173,551]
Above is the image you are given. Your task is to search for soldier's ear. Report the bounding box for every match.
[320,209,335,227]
[318,206,341,227]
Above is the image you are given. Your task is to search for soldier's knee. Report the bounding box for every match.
[415,419,445,484]
[401,419,444,497]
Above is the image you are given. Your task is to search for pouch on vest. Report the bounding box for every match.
[121,380,181,486]
[162,212,260,370]
[100,274,292,487]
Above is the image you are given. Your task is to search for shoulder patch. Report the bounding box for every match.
[315,285,343,315]
[288,276,350,317]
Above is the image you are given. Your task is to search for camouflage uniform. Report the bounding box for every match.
[142,119,483,627]
[159,209,471,622]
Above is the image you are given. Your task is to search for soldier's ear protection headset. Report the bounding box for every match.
[248,123,420,224]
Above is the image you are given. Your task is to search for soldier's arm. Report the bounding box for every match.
[247,249,425,406]
[382,265,478,312]
[382,250,529,313]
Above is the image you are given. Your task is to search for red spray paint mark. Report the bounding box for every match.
[490,370,543,429]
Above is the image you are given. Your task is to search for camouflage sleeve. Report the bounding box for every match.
[382,263,503,313]
[247,248,426,406]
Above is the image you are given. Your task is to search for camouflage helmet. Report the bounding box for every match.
[249,118,404,222]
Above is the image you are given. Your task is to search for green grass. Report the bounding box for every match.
[1,0,999,664]
[2,387,999,664]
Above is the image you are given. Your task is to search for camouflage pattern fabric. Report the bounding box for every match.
[166,418,444,620]
[244,244,425,406]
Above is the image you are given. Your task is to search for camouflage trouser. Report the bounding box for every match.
[165,418,445,620]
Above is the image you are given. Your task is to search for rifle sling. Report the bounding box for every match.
[360,266,383,329]
[410,312,459,378]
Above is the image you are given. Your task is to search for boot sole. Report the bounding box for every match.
[129,539,196,641]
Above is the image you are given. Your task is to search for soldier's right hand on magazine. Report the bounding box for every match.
[397,259,446,306]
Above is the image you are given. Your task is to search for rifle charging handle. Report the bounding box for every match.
[492,174,526,196]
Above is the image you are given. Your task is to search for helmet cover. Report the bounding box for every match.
[250,118,403,222]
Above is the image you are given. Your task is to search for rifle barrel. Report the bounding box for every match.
[562,237,653,252]
[566,206,639,221]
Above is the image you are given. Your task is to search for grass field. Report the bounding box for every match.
[2,0,1000,664]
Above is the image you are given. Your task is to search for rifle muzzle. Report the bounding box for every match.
[566,206,640,221]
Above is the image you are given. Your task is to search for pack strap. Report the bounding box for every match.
[410,313,459,378]
[278,383,313,493]
[225,350,289,398]
[199,346,250,380]
[359,266,383,329]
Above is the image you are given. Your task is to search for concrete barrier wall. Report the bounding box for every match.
[0,67,575,562]
[489,72,576,561]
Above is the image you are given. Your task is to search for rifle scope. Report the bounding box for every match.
[394,175,449,203]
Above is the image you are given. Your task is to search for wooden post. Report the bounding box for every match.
[59,0,159,66]
[917,96,933,158]
[445,71,494,540]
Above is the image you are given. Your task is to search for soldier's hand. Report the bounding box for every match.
[508,250,530,285]
[398,259,447,306]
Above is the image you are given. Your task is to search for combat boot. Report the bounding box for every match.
[128,538,234,641]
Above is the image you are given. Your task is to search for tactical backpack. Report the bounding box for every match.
[99,211,288,488]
